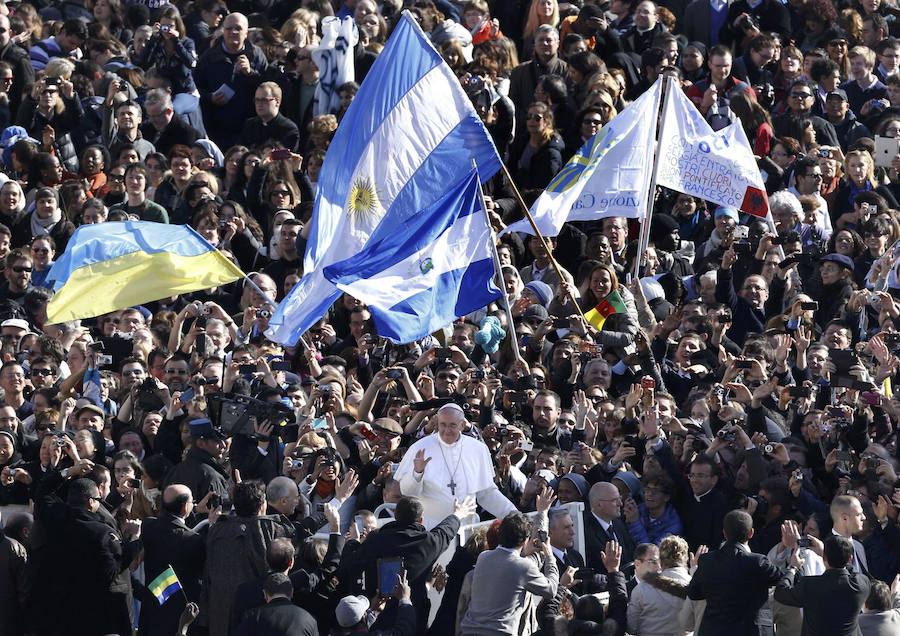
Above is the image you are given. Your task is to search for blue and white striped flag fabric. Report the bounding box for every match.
[501,79,661,238]
[266,12,501,345]
[324,169,500,343]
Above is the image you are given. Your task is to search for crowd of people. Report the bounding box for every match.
[0,0,898,635]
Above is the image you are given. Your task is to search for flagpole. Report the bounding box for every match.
[498,163,589,330]
[186,224,279,310]
[632,75,671,282]
[473,160,523,363]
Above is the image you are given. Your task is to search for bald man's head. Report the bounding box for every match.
[162,484,193,517]
[0,16,11,47]
[588,481,622,521]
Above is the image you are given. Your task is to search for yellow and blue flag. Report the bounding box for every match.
[148,565,182,605]
[46,222,244,324]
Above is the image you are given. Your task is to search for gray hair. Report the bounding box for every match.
[266,476,298,502]
[535,24,559,41]
[144,88,173,111]
[769,189,802,219]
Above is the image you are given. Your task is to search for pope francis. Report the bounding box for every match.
[395,403,517,529]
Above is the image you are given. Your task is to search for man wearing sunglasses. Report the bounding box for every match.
[0,249,32,306]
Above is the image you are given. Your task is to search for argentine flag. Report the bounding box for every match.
[266,13,501,345]
[502,79,661,238]
[325,169,501,343]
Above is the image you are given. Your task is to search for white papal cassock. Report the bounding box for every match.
[395,432,517,530]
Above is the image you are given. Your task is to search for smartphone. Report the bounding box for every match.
[799,301,818,311]
[732,225,749,239]
[386,369,403,380]
[640,376,656,390]
[734,359,753,370]
[271,360,291,371]
[836,450,852,462]
[97,354,113,366]
[518,438,534,453]
[270,148,292,161]
[360,426,379,442]
[180,387,195,403]
[88,341,105,351]
[797,535,811,548]
[434,347,452,360]
[208,492,221,509]
[733,241,751,255]
[126,478,141,488]
[861,391,882,406]
[553,318,569,329]
[537,530,548,542]
[239,364,257,375]
[354,514,365,535]
[311,417,328,430]
[788,386,811,398]
[377,558,404,597]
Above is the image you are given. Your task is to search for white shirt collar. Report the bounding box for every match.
[709,0,727,10]
[591,511,612,532]
[551,545,566,562]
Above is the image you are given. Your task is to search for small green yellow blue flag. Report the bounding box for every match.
[148,565,182,605]
[46,222,244,324]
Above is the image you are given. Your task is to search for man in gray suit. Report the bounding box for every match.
[459,512,559,635]
[860,578,900,636]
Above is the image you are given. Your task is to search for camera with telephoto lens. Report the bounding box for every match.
[206,393,294,437]
[691,436,710,451]
[137,377,165,411]
[763,443,775,455]
[258,309,271,319]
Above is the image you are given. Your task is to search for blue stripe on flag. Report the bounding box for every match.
[372,257,500,343]
[158,581,181,604]
[325,170,481,285]
[304,16,442,268]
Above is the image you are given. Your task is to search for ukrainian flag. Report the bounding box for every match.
[46,222,244,324]
[148,565,182,605]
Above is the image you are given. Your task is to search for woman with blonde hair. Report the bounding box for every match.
[627,533,697,636]
[522,0,559,59]
[832,149,898,221]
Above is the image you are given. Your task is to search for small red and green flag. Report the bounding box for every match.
[584,290,626,330]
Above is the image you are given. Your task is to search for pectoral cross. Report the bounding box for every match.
[448,479,457,496]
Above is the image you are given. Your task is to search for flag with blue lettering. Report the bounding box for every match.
[501,80,661,238]
[655,83,769,218]
[325,169,500,343]
[266,12,501,345]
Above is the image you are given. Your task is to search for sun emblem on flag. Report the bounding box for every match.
[419,258,434,275]
[347,176,382,221]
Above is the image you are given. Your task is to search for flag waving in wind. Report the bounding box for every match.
[584,290,627,330]
[655,85,769,217]
[266,13,501,345]
[502,80,661,237]
[325,169,500,343]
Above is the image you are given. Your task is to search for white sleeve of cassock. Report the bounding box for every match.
[398,470,424,496]
[475,485,517,521]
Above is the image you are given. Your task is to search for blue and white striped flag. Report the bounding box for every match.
[266,13,501,345]
[325,169,500,343]
[501,80,661,238]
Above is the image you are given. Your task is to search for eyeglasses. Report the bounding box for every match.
[803,173,823,180]
[90,496,104,503]
[31,368,54,377]
[165,368,189,375]
[255,96,277,103]
[12,266,31,273]
[790,92,813,99]
[527,113,545,121]
[0,76,13,84]
[272,190,290,196]
[109,174,125,182]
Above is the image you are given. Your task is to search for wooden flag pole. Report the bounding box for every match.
[472,160,523,362]
[498,162,590,331]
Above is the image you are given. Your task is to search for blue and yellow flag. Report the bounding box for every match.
[46,222,244,324]
[148,565,182,605]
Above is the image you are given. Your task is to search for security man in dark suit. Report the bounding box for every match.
[139,484,213,636]
[583,482,636,575]
[774,535,870,636]
[688,509,784,636]
[36,476,141,636]
[235,573,318,636]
